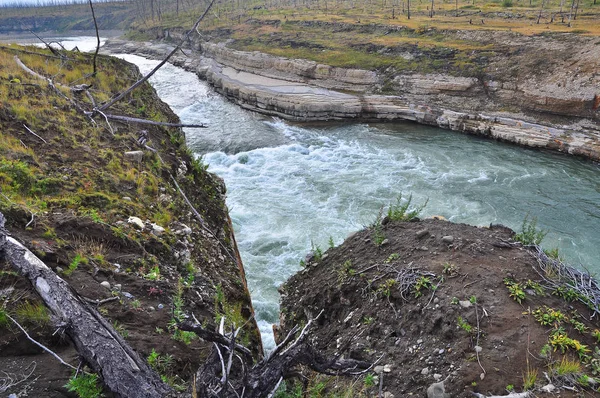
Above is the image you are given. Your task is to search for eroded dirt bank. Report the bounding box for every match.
[102,29,600,161]
[0,47,260,396]
[277,218,600,397]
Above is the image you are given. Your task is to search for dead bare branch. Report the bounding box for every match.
[23,124,47,144]
[106,114,207,128]
[0,362,36,393]
[6,314,77,371]
[88,0,100,77]
[98,0,216,112]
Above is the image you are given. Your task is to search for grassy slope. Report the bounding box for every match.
[0,44,260,393]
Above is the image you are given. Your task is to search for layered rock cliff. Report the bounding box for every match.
[103,34,600,161]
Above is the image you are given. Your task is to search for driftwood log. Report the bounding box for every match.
[0,211,370,397]
[0,212,174,398]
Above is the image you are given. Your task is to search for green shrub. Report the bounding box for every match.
[502,0,513,7]
[386,194,427,222]
[514,215,547,246]
[64,373,103,398]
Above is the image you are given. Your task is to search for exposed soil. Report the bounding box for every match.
[278,218,600,397]
[0,46,259,396]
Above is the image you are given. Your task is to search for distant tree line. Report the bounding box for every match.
[0,0,126,9]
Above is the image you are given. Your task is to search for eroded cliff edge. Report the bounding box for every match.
[0,45,260,396]
[102,28,600,161]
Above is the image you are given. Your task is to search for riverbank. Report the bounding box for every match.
[0,44,260,396]
[277,216,600,396]
[102,33,600,161]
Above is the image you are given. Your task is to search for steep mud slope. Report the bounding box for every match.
[279,218,600,397]
[0,44,260,396]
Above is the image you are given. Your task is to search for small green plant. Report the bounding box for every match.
[504,278,525,304]
[533,306,566,327]
[544,247,562,261]
[570,318,588,334]
[552,286,579,302]
[442,262,458,276]
[592,329,600,343]
[522,368,538,390]
[328,236,335,249]
[64,373,103,398]
[112,320,129,338]
[505,384,514,392]
[457,316,473,334]
[552,356,582,376]
[523,280,545,295]
[377,279,397,298]
[172,329,196,345]
[539,344,552,358]
[450,297,459,305]
[386,193,428,222]
[147,349,174,374]
[385,253,400,263]
[549,330,589,357]
[65,253,88,276]
[130,299,141,310]
[144,265,161,281]
[514,215,547,246]
[15,301,49,326]
[364,373,376,388]
[337,260,356,282]
[502,0,513,7]
[310,242,323,262]
[413,276,432,298]
[0,308,8,328]
[362,315,374,325]
[469,295,477,304]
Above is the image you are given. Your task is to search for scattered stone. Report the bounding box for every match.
[148,306,155,311]
[151,223,165,236]
[343,310,355,323]
[56,266,63,273]
[124,150,144,162]
[374,365,385,374]
[417,339,423,344]
[416,229,429,239]
[433,373,442,381]
[158,193,172,204]
[419,246,429,251]
[433,297,439,304]
[122,292,134,299]
[177,160,187,177]
[459,300,472,308]
[474,345,482,353]
[438,349,445,355]
[174,224,193,236]
[541,384,556,393]
[122,196,132,201]
[114,284,122,291]
[157,304,164,309]
[427,380,450,398]
[442,235,454,244]
[421,367,429,375]
[380,239,389,246]
[128,216,144,229]
[100,281,111,289]
[383,364,392,373]
[383,392,394,398]
[479,372,485,380]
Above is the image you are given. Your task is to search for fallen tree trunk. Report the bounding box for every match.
[0,212,174,398]
[1,210,371,397]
